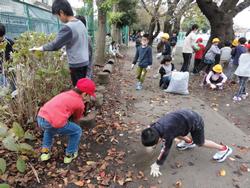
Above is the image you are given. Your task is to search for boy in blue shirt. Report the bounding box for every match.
[131,34,152,90]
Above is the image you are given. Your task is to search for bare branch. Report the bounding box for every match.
[234,0,250,14]
[140,0,154,16]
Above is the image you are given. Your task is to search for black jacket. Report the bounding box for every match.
[151,109,202,165]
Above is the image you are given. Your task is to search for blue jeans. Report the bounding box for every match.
[37,116,82,154]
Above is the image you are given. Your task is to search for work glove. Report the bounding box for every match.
[147,66,151,70]
[210,84,216,89]
[216,83,223,87]
[150,162,162,177]
[131,64,135,70]
[29,46,44,51]
[156,53,162,59]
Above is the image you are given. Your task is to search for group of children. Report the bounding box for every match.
[131,26,250,102]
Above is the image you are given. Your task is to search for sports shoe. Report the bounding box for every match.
[40,148,51,161]
[64,152,78,164]
[213,146,232,162]
[233,96,242,102]
[241,93,249,100]
[176,140,196,151]
[136,82,142,90]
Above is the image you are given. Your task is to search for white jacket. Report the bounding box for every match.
[235,53,250,77]
[182,31,197,53]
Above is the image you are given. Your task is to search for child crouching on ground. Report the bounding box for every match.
[233,44,250,101]
[131,34,152,90]
[141,109,232,177]
[37,78,96,164]
[159,55,175,89]
[203,64,227,90]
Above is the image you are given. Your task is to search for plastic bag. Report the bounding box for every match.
[165,71,189,95]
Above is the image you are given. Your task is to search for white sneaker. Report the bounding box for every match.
[233,96,242,102]
[176,140,196,151]
[241,93,249,100]
[213,146,233,162]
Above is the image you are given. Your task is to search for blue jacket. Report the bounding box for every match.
[232,45,246,65]
[133,46,152,68]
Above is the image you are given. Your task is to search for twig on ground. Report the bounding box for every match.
[29,162,40,183]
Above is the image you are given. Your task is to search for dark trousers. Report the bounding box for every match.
[70,66,88,86]
[235,77,248,97]
[198,62,214,74]
[193,59,202,73]
[181,53,192,72]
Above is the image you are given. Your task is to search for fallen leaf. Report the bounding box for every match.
[240,164,249,172]
[175,162,183,168]
[218,169,226,176]
[175,180,182,188]
[229,157,236,161]
[125,177,133,183]
[86,161,96,166]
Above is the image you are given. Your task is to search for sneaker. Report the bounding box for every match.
[233,96,242,102]
[242,93,249,100]
[176,140,196,151]
[64,152,78,164]
[213,146,233,162]
[40,148,51,161]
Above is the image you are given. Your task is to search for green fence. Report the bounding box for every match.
[0,0,60,38]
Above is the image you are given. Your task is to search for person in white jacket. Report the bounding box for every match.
[233,44,250,101]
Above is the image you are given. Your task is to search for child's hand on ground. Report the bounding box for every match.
[147,66,151,70]
[29,46,43,51]
[210,84,216,89]
[150,162,162,177]
[216,83,223,86]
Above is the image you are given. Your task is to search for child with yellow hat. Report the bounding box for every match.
[203,64,227,90]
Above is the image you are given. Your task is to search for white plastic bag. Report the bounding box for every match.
[165,71,189,95]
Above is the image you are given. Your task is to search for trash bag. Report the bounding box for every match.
[165,71,189,95]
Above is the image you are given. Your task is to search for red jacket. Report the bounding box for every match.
[195,43,205,60]
[38,90,85,128]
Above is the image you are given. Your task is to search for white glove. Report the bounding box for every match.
[216,83,223,86]
[147,66,151,70]
[150,162,162,177]
[29,46,43,51]
[131,64,135,70]
[156,53,162,59]
[210,84,216,89]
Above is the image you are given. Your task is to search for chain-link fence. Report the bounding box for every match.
[0,0,60,38]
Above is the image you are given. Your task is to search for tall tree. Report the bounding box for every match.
[141,0,164,45]
[196,0,250,43]
[95,0,107,66]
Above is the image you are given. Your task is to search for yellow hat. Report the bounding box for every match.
[213,64,223,73]
[232,39,239,46]
[161,33,170,40]
[212,38,220,43]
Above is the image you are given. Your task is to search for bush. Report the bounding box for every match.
[0,32,71,125]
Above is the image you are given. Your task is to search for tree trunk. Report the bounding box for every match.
[172,15,181,34]
[163,16,172,34]
[95,5,107,66]
[148,17,156,45]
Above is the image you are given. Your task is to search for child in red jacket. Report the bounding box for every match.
[37,78,96,164]
[193,38,205,74]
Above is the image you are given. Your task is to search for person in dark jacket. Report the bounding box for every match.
[131,34,152,90]
[135,31,142,48]
[169,32,178,58]
[0,23,14,74]
[141,109,233,177]
[0,23,14,88]
[159,55,175,89]
[161,33,171,57]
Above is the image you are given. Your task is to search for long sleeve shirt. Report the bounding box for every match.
[205,44,221,61]
[132,46,152,68]
[38,90,85,128]
[43,19,89,68]
[206,71,227,84]
[151,109,202,165]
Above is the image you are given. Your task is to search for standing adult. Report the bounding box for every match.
[181,24,199,72]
